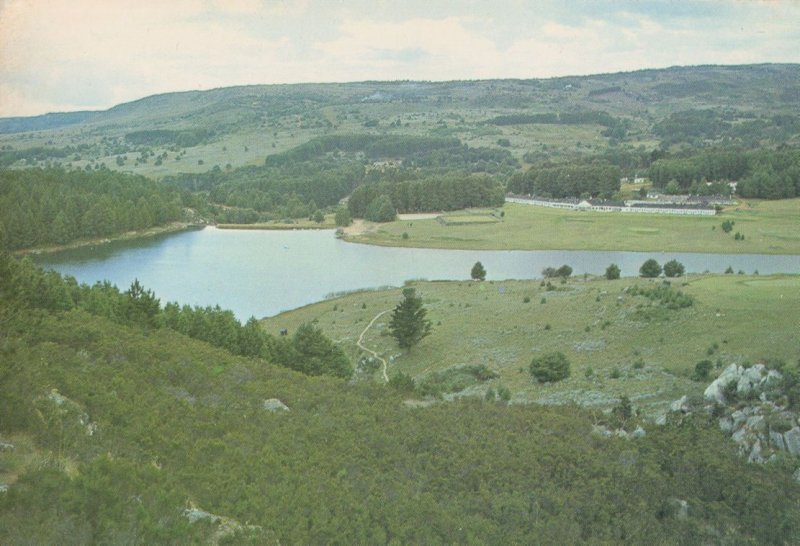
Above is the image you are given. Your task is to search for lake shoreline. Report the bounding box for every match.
[14,222,204,256]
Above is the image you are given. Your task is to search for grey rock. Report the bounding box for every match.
[631,426,647,438]
[667,498,689,520]
[670,395,688,413]
[184,508,219,523]
[794,468,800,484]
[263,398,290,412]
[731,409,747,428]
[704,364,740,403]
[745,415,765,433]
[0,484,8,493]
[764,370,783,390]
[748,439,764,464]
[0,442,14,451]
[770,431,786,451]
[718,416,734,433]
[784,427,800,457]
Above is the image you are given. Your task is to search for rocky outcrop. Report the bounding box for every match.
[671,363,800,464]
[703,363,781,404]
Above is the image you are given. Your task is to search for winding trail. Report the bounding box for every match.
[357,309,392,382]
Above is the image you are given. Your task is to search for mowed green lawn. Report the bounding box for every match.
[345,199,800,254]
[262,274,800,413]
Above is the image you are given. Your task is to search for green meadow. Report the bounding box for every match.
[345,199,800,254]
[263,274,800,412]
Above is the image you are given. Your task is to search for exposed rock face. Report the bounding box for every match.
[672,363,800,464]
[263,398,290,412]
[703,363,778,404]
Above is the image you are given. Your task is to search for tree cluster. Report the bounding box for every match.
[0,168,183,250]
[508,162,621,199]
[348,174,505,218]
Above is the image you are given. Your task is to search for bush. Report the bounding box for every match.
[529,352,570,383]
[388,372,416,393]
[605,263,621,280]
[639,259,662,278]
[693,359,713,381]
[663,259,685,278]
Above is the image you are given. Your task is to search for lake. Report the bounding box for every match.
[35,227,799,320]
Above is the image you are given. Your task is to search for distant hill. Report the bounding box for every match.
[0,111,100,133]
[0,63,798,176]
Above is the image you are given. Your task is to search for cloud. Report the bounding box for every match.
[1,1,799,116]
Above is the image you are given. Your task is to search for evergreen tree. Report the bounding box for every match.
[471,261,486,281]
[389,288,432,350]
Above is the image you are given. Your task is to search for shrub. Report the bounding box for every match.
[530,352,570,383]
[663,259,685,278]
[388,372,416,394]
[639,259,662,278]
[692,359,713,381]
[605,263,621,280]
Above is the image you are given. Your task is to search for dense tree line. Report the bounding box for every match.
[648,147,800,198]
[349,174,505,218]
[488,110,619,127]
[0,146,77,168]
[266,134,461,166]
[0,168,184,250]
[2,251,799,543]
[124,128,215,147]
[654,109,800,147]
[508,161,621,198]
[167,159,365,219]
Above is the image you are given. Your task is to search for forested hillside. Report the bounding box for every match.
[2,251,799,544]
[0,169,185,250]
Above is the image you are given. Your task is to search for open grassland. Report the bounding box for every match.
[345,199,800,254]
[262,274,800,413]
[217,213,337,230]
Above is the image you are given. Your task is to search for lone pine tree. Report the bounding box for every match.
[389,287,432,350]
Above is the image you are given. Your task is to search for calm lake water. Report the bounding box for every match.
[35,227,799,319]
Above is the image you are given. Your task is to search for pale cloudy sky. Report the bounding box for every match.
[1,0,798,117]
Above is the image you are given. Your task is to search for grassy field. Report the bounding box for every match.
[262,274,800,413]
[345,199,800,254]
[217,213,337,230]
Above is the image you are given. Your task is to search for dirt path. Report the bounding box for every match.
[357,309,392,382]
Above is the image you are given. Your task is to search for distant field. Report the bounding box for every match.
[262,274,800,413]
[217,214,337,230]
[345,199,800,254]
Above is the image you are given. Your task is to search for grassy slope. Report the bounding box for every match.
[344,199,800,254]
[262,274,800,412]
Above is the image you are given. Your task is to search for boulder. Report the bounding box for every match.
[184,507,220,523]
[670,395,688,413]
[704,364,741,403]
[263,398,290,412]
[770,431,786,451]
[631,426,647,438]
[784,427,800,457]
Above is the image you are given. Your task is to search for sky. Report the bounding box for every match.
[1,0,799,117]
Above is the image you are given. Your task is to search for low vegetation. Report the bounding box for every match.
[2,252,800,543]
